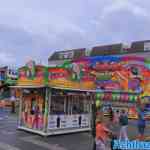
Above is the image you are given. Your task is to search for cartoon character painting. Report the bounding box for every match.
[26,60,36,79]
[21,94,44,130]
[71,63,82,81]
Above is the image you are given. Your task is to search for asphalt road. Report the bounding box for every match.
[0,114,150,150]
[0,115,93,150]
[109,119,150,141]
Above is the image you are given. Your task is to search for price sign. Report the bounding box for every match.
[71,115,79,128]
[81,114,90,127]
[60,115,68,128]
[48,115,57,129]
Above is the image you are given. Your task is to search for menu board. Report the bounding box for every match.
[66,116,73,128]
[48,114,90,129]
[81,114,90,127]
[60,115,79,128]
[48,115,58,129]
[71,115,79,128]
[60,115,69,128]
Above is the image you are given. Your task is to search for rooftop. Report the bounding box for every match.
[48,48,86,61]
[48,40,150,62]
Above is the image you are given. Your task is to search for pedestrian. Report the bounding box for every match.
[11,101,16,113]
[96,113,112,150]
[113,110,120,124]
[0,100,6,119]
[0,101,4,120]
[108,106,114,122]
[119,109,129,140]
[137,105,146,140]
[108,106,114,129]
[32,104,40,129]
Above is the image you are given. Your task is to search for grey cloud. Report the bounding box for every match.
[0,0,150,66]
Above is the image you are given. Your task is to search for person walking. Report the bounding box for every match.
[108,106,114,122]
[113,110,120,124]
[119,109,129,140]
[96,114,112,150]
[107,106,114,131]
[0,100,6,120]
[137,105,146,140]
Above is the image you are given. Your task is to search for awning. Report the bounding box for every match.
[50,86,140,94]
[9,85,46,88]
[51,86,96,92]
[9,85,141,94]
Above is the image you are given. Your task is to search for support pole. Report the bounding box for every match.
[43,87,50,134]
[11,101,15,113]
[18,88,23,127]
[91,93,96,150]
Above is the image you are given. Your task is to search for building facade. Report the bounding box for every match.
[48,40,150,65]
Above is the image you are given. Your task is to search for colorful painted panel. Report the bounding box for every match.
[49,56,150,97]
[18,61,47,86]
[20,89,46,130]
[17,56,150,97]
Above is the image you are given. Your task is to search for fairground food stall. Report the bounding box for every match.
[12,60,93,136]
[12,55,150,135]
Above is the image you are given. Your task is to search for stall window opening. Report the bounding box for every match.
[50,95,65,115]
[71,94,91,115]
[50,91,92,116]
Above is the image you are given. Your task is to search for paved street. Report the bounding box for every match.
[108,119,150,141]
[0,114,150,150]
[0,115,92,150]
[127,119,150,140]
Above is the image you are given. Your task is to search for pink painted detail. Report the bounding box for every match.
[128,78,140,91]
[105,82,121,90]
[96,82,121,90]
[19,71,26,78]
[124,94,129,102]
[36,72,44,78]
[94,63,122,71]
[120,94,125,102]
[81,75,95,81]
[49,73,67,80]
[121,56,145,62]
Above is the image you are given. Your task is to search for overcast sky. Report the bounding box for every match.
[0,0,150,67]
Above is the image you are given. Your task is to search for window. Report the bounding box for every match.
[69,94,91,114]
[50,96,65,115]
[144,42,150,51]
[59,51,74,59]
[50,90,92,115]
